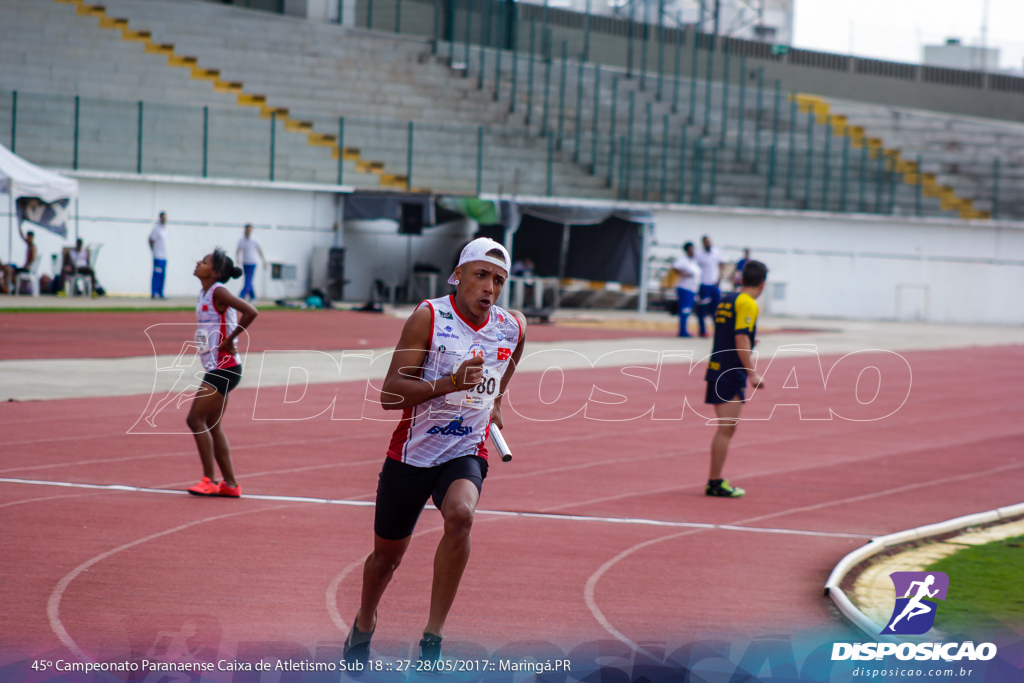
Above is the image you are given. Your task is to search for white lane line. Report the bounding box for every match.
[473,507,870,538]
[582,458,1024,654]
[0,477,870,539]
[0,477,375,507]
[48,504,297,663]
[584,528,702,662]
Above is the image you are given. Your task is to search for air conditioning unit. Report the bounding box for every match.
[270,263,297,281]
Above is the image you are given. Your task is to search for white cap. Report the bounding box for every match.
[448,237,511,286]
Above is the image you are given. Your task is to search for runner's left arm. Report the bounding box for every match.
[213,286,259,353]
[735,335,763,390]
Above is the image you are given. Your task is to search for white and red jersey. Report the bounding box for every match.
[386,294,521,468]
[195,283,240,371]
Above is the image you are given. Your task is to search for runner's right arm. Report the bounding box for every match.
[380,306,483,410]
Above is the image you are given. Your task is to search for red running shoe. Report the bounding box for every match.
[219,481,241,498]
[187,477,220,496]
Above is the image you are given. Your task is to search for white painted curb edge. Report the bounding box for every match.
[823,501,1024,640]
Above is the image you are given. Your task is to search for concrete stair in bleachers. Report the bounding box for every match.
[0,0,615,197]
[452,30,1019,218]
[456,39,969,217]
[1,0,1018,217]
[788,94,1005,220]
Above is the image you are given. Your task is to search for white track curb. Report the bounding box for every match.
[823,502,1024,640]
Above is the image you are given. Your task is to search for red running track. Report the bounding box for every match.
[0,309,821,361]
[2,331,1022,667]
[0,309,686,361]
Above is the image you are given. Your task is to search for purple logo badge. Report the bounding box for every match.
[881,571,948,635]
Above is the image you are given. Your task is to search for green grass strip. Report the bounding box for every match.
[927,534,1024,634]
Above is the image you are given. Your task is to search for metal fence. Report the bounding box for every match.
[354,0,1024,98]
[204,0,1024,112]
[0,78,1014,219]
[0,88,605,197]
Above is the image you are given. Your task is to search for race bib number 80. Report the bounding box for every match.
[443,345,503,410]
[445,365,502,410]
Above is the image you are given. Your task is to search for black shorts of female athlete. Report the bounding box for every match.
[202,365,242,397]
[374,455,488,540]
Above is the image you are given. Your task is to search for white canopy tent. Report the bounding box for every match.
[0,143,79,263]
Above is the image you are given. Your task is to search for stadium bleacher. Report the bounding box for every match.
[0,0,1019,218]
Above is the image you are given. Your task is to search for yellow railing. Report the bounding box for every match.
[790,93,989,220]
[56,0,417,190]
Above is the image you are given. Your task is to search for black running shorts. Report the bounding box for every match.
[705,373,746,405]
[374,455,488,541]
[202,365,242,397]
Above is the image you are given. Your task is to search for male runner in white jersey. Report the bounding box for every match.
[344,238,527,666]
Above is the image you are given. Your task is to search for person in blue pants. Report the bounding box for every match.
[672,242,701,337]
[148,212,169,298]
[732,247,751,291]
[694,235,724,337]
[235,224,266,301]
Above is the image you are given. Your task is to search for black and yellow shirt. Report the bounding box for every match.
[705,292,759,384]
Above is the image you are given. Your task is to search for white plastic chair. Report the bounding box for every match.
[11,252,43,297]
[64,243,102,297]
[65,271,91,298]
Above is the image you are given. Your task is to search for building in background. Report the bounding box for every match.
[923,38,999,72]
[525,0,793,44]
[199,0,795,44]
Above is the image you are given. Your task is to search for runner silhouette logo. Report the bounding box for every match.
[881,571,949,635]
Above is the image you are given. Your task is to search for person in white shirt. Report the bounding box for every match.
[148,212,169,299]
[62,238,96,293]
[235,224,267,301]
[693,235,725,337]
[672,242,701,337]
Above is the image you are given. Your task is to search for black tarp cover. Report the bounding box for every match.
[512,214,645,286]
[344,194,652,286]
[343,193,436,225]
[508,202,653,227]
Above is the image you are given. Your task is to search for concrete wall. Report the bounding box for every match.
[0,171,474,302]
[2,172,341,299]
[648,205,1024,325]
[341,218,475,302]
[4,172,1022,325]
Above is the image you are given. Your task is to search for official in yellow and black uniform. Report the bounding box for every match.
[705,290,760,404]
[702,260,768,498]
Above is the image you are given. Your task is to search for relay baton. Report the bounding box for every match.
[490,425,513,462]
